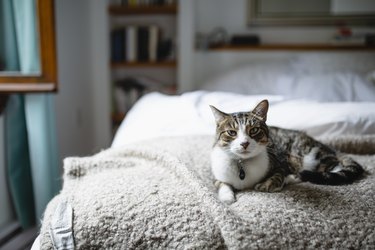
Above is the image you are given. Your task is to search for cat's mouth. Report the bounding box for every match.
[237,149,251,156]
[230,147,255,158]
[233,148,260,159]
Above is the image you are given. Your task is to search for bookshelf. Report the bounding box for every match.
[108,1,178,132]
[109,4,177,15]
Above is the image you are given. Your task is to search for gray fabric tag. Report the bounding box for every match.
[49,200,74,250]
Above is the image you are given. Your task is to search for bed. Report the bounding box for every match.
[35,56,375,249]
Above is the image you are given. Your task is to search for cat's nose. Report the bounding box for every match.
[241,142,249,149]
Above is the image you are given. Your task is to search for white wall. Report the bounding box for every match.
[54,0,111,162]
[194,0,375,44]
[88,0,112,152]
[178,0,375,90]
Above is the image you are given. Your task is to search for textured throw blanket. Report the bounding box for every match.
[40,135,375,249]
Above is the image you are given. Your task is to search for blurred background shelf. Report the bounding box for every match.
[109,1,178,136]
[108,4,177,15]
[208,44,375,51]
[110,61,177,68]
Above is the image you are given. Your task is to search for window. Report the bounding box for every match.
[0,0,57,93]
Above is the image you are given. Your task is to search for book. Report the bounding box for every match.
[114,77,146,112]
[330,35,366,46]
[157,39,172,61]
[126,26,137,62]
[111,25,171,63]
[113,75,176,116]
[230,35,260,46]
[114,87,127,113]
[111,28,125,62]
[148,25,159,62]
[137,26,150,62]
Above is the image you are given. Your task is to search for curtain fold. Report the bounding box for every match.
[12,0,40,73]
[5,95,36,228]
[0,0,20,71]
[25,94,61,219]
[2,0,60,229]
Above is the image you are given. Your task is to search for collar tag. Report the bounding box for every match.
[237,160,246,180]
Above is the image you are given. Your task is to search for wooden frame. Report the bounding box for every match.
[0,0,57,93]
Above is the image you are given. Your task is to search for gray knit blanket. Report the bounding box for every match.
[40,135,375,249]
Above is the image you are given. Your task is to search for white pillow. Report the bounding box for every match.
[275,72,375,102]
[112,90,375,148]
[290,53,375,75]
[267,100,375,139]
[200,61,292,94]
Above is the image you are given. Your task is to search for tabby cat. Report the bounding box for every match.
[210,100,364,204]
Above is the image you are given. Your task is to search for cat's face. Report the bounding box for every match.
[210,100,269,159]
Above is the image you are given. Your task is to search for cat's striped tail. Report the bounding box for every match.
[299,156,365,185]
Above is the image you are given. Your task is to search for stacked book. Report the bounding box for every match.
[113,76,176,114]
[111,25,162,63]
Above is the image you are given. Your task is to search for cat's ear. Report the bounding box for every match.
[210,105,228,123]
[252,99,269,122]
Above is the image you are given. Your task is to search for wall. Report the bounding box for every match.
[54,0,111,162]
[88,0,112,152]
[195,0,375,44]
[178,0,375,90]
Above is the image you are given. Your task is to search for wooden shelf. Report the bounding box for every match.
[111,61,177,68]
[109,4,177,15]
[208,44,375,51]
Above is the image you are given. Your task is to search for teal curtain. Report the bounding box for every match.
[1,0,60,229]
[25,94,60,219]
[12,0,40,73]
[0,0,20,71]
[4,96,36,228]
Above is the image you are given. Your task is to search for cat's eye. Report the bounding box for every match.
[250,127,259,134]
[227,130,237,136]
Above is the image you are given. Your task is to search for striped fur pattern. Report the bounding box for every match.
[210,100,364,204]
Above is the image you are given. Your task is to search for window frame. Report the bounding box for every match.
[0,0,57,93]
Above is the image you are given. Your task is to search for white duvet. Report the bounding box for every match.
[112,91,375,148]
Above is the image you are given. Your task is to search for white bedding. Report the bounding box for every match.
[111,56,375,148]
[112,91,375,148]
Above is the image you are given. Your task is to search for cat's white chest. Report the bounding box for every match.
[211,146,269,190]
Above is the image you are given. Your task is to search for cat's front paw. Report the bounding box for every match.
[219,191,235,204]
[254,180,283,193]
[218,185,236,204]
